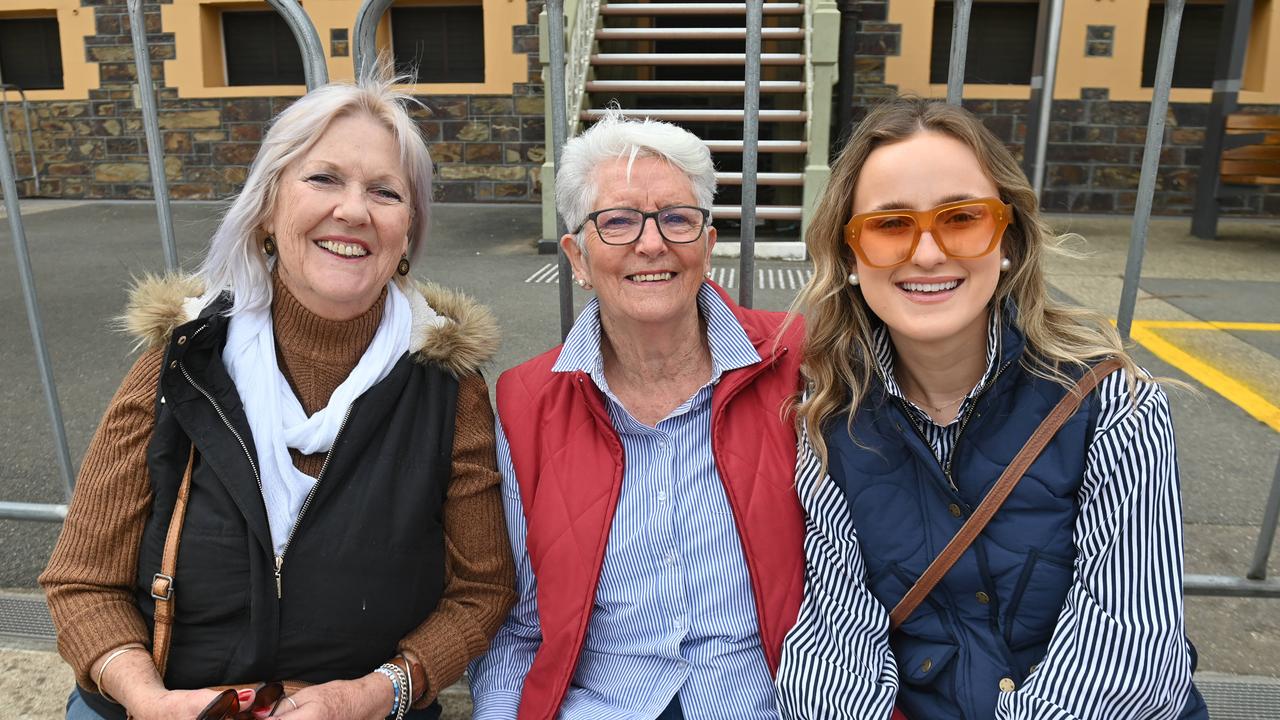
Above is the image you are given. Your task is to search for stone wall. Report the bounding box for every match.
[840,0,1280,217]
[7,0,545,203]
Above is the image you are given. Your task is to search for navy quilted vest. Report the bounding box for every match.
[825,316,1206,720]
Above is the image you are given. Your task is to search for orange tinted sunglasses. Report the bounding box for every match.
[843,197,1013,269]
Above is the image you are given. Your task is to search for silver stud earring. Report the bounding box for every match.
[847,272,860,286]
[1000,257,1012,272]
[705,268,713,279]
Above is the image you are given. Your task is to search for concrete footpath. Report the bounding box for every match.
[1,200,1278,718]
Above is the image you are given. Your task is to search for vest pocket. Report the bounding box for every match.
[895,638,959,687]
[1002,548,1075,650]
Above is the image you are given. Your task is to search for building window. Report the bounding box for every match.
[1142,2,1224,88]
[391,5,485,83]
[222,10,305,86]
[929,1,1039,85]
[0,16,64,90]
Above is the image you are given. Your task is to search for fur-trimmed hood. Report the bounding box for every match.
[122,274,499,376]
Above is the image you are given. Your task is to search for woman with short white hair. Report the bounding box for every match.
[41,73,515,720]
[468,111,806,720]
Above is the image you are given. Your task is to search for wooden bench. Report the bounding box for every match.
[1220,113,1280,186]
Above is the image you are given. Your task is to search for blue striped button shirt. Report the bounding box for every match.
[470,284,783,720]
[776,313,1196,720]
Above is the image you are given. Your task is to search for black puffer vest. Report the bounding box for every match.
[81,287,486,719]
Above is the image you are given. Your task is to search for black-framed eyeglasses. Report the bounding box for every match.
[573,205,710,245]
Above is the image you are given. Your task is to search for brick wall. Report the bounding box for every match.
[839,1,1280,217]
[7,0,546,203]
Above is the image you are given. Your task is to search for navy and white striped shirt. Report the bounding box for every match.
[470,284,783,720]
[777,314,1195,720]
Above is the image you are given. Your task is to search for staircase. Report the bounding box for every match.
[539,0,838,256]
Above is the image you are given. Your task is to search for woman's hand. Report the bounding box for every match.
[120,687,227,720]
[269,674,393,720]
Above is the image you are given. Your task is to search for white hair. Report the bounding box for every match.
[555,108,717,252]
[195,71,433,316]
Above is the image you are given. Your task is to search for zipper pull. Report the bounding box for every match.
[274,555,283,599]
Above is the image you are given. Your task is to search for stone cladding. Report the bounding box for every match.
[5,0,545,203]
[837,0,1280,217]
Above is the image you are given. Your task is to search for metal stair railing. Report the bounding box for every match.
[0,84,40,197]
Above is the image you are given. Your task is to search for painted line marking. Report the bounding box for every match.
[1128,320,1280,433]
[1133,321,1280,332]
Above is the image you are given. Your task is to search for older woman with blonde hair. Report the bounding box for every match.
[469,111,806,720]
[41,74,514,720]
[774,96,1207,720]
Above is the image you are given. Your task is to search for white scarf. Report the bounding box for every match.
[223,282,412,555]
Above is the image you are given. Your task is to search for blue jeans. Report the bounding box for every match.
[65,688,108,720]
[65,686,442,719]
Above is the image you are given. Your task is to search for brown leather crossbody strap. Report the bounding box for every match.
[150,446,196,677]
[888,357,1124,631]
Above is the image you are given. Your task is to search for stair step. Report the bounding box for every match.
[713,205,803,220]
[595,27,804,40]
[591,52,806,66]
[582,108,807,122]
[715,171,805,186]
[601,3,803,15]
[586,80,805,94]
[704,139,808,153]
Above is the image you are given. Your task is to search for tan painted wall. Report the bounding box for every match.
[0,1,97,101]
[162,0,529,98]
[886,0,1280,104]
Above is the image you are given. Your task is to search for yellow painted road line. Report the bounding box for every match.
[1133,321,1280,332]
[1128,325,1280,433]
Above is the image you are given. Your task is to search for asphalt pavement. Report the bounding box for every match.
[1,200,1278,717]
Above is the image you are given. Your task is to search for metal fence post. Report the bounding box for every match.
[738,0,763,310]
[1029,0,1063,200]
[1248,453,1280,581]
[127,0,179,273]
[353,0,395,82]
[547,0,573,340]
[1116,0,1183,341]
[0,109,76,500]
[265,0,329,90]
[945,0,972,105]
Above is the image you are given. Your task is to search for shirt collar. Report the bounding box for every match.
[553,282,761,382]
[872,309,1002,414]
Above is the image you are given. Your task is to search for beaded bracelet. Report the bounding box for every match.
[376,661,409,720]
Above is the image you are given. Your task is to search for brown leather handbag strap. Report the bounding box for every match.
[888,357,1124,631]
[150,445,196,677]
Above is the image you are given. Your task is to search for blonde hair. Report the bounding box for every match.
[792,96,1142,467]
[196,65,433,316]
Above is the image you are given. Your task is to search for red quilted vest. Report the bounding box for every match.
[495,285,806,720]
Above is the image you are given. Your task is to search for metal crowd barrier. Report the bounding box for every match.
[0,0,1276,599]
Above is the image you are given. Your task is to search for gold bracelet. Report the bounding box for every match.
[96,645,145,704]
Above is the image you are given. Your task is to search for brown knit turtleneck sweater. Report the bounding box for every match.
[40,278,515,705]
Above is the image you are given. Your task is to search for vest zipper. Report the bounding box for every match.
[177,323,356,600]
[273,402,355,598]
[871,350,1014,496]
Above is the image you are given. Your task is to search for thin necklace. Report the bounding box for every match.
[906,389,970,415]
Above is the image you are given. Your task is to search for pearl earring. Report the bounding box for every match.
[1000,257,1012,272]
[847,272,860,286]
[575,276,593,290]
